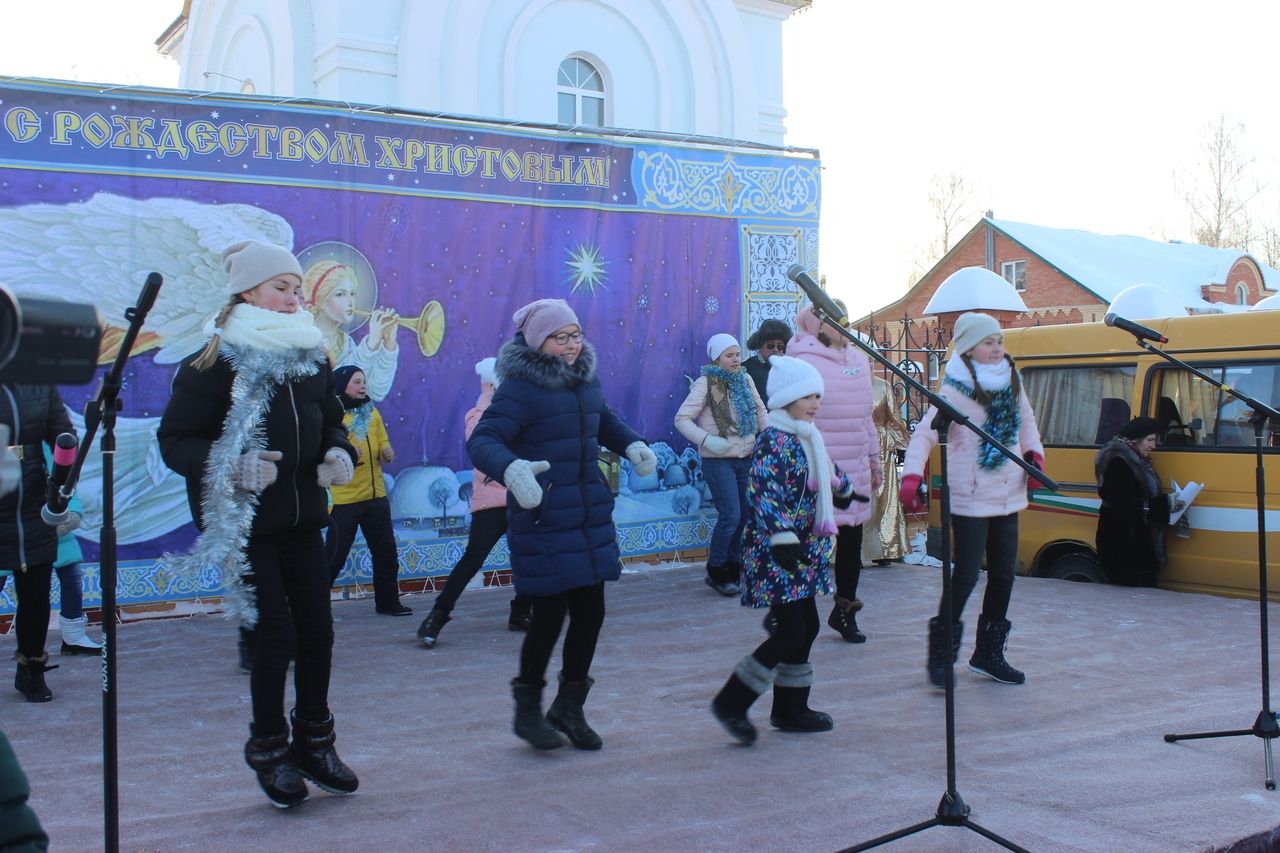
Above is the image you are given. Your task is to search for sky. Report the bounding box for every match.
[2,1,1279,317]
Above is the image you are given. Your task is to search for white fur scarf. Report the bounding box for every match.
[204,302,324,352]
[945,352,1012,391]
[768,409,838,537]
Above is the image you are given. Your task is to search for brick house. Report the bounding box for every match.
[854,214,1278,371]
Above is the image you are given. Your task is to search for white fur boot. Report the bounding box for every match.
[59,614,102,656]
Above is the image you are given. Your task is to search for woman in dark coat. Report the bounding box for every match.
[0,383,74,702]
[1095,416,1179,587]
[468,298,656,751]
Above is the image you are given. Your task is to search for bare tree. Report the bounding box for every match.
[1182,114,1262,249]
[911,172,976,282]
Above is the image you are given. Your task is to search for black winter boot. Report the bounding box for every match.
[289,710,359,794]
[710,655,775,745]
[508,598,533,632]
[722,559,742,595]
[14,652,57,703]
[704,563,737,597]
[510,679,565,750]
[416,607,451,647]
[546,674,603,750]
[770,663,833,732]
[926,617,948,690]
[968,614,1026,685]
[244,730,308,808]
[951,619,964,664]
[827,596,867,643]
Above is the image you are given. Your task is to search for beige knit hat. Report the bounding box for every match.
[950,312,1003,356]
[223,240,303,295]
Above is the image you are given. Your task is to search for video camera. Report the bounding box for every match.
[0,284,102,385]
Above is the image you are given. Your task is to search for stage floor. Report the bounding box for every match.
[8,561,1280,852]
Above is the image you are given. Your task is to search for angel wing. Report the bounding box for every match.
[0,193,295,363]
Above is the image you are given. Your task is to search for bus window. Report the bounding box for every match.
[1022,365,1136,446]
[1152,363,1280,449]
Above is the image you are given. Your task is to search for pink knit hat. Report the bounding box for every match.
[513,298,580,347]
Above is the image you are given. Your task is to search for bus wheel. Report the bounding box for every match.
[1046,552,1106,583]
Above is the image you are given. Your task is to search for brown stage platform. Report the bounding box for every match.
[7,561,1280,851]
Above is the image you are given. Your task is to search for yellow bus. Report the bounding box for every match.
[927,311,1280,599]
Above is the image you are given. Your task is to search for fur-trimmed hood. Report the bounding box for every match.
[495,334,597,390]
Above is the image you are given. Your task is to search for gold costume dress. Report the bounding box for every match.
[863,376,911,563]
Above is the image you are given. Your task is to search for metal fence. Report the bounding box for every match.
[852,313,951,433]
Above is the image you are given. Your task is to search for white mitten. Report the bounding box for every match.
[235,450,283,493]
[626,441,657,477]
[504,459,551,509]
[317,448,355,487]
[55,511,83,539]
[701,435,731,456]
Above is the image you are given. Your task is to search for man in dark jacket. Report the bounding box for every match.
[0,383,75,703]
[742,319,791,405]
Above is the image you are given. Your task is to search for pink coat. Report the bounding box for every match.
[788,317,877,527]
[902,382,1045,518]
[673,374,769,459]
[465,385,507,512]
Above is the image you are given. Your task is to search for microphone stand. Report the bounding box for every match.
[63,273,162,853]
[1134,334,1280,788]
[785,273,1056,853]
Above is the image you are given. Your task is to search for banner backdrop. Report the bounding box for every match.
[0,80,819,613]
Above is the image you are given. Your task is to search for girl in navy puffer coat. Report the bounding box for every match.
[468,298,656,751]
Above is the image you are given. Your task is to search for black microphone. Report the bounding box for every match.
[786,264,847,327]
[41,432,78,526]
[1104,312,1168,344]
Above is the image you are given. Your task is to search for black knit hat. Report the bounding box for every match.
[747,319,792,351]
[1119,416,1160,440]
[333,365,367,409]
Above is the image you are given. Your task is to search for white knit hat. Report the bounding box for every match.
[222,239,303,294]
[475,356,498,388]
[950,312,1003,357]
[766,355,824,410]
[706,333,740,362]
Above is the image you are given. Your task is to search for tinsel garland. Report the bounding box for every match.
[943,375,1021,470]
[165,343,326,627]
[347,401,373,439]
[701,364,758,435]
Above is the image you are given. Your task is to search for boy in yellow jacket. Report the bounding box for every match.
[326,366,410,615]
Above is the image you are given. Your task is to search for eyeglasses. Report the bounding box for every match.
[551,331,584,345]
[761,341,786,352]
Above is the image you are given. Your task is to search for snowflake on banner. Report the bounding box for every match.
[638,293,650,311]
[381,206,409,238]
[566,243,608,294]
[704,296,720,314]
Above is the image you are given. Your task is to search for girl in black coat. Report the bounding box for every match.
[1095,416,1180,587]
[468,298,656,751]
[0,383,74,702]
[158,240,358,809]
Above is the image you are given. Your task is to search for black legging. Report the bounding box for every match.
[245,528,334,736]
[0,563,53,658]
[434,507,529,613]
[833,524,864,600]
[518,582,605,684]
[943,513,1018,623]
[752,597,820,670]
[326,496,401,608]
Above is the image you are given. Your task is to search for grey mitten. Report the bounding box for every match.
[702,435,731,456]
[317,448,355,487]
[504,459,551,509]
[235,450,283,493]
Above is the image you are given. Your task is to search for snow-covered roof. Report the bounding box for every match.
[990,218,1280,309]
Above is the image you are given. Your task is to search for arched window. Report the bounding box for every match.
[1236,282,1249,305]
[557,57,605,127]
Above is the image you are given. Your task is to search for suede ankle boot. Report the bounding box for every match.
[289,710,359,794]
[827,596,867,643]
[245,729,308,808]
[15,652,57,702]
[546,674,603,750]
[510,679,565,750]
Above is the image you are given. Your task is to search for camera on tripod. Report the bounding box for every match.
[0,284,102,385]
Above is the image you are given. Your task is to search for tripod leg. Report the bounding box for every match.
[964,819,1034,853]
[1163,728,1253,743]
[1265,737,1276,791]
[840,818,940,852]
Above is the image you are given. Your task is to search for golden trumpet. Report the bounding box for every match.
[353,302,446,357]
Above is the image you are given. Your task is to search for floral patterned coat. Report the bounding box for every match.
[740,426,851,608]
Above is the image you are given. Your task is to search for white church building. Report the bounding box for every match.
[158,0,812,146]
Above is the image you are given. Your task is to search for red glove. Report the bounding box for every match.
[1026,451,1046,491]
[899,474,925,513]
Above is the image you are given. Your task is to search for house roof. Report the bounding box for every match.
[990,218,1280,308]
